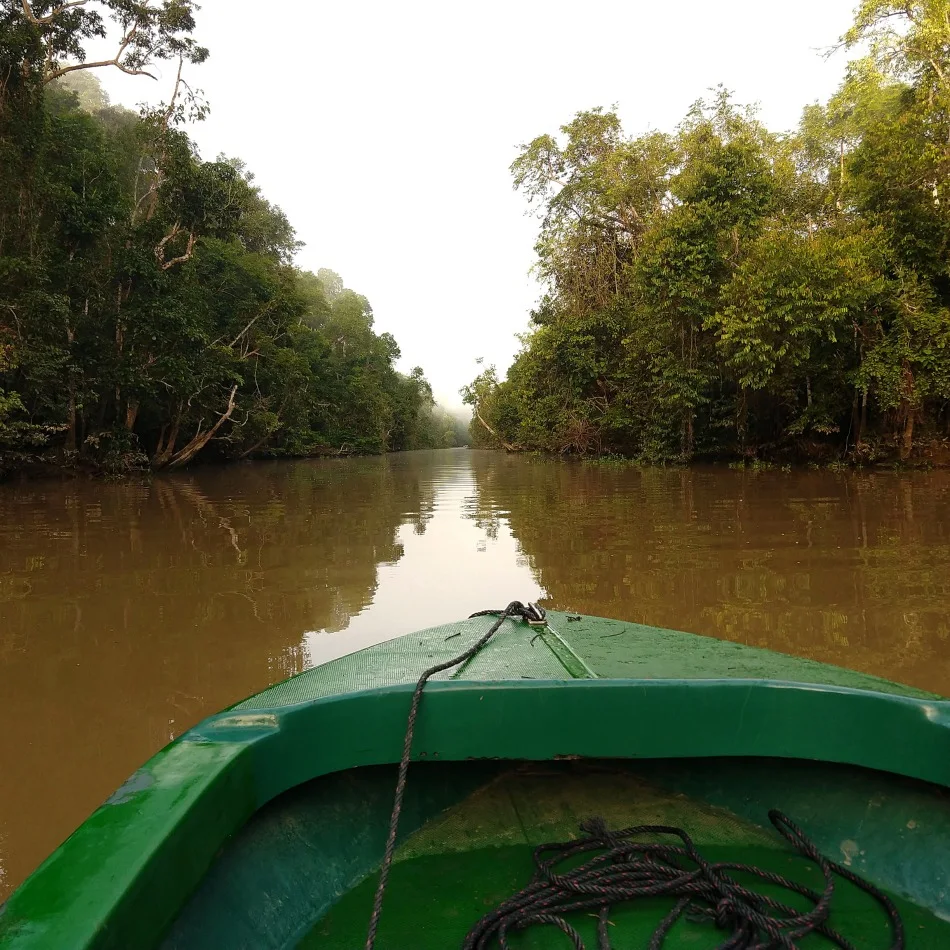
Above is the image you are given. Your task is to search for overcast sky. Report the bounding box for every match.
[94,0,860,407]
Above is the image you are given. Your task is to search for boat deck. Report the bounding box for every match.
[235,612,940,709]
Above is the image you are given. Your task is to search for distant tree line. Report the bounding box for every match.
[0,1,455,477]
[465,2,950,464]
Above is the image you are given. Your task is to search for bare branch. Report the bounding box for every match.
[227,312,264,349]
[46,58,157,82]
[239,431,274,458]
[155,224,197,270]
[473,406,517,451]
[163,55,185,124]
[159,233,196,269]
[219,299,279,352]
[21,0,89,26]
[163,385,240,469]
[133,173,161,222]
[45,23,157,82]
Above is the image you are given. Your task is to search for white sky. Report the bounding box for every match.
[93,0,860,408]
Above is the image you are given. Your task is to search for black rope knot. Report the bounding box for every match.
[714,897,736,930]
[468,601,548,626]
[579,816,609,839]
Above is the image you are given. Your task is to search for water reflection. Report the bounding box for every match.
[1,450,949,897]
[467,454,950,692]
[301,454,540,665]
[0,451,502,897]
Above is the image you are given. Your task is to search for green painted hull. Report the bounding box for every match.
[2,613,950,948]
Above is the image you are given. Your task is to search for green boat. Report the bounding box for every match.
[2,607,950,948]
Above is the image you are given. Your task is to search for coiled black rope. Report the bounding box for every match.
[364,601,547,950]
[463,810,905,950]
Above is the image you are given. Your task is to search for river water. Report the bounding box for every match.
[1,449,949,897]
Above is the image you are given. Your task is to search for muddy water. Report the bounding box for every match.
[1,449,949,897]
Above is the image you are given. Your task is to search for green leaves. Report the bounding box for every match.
[511,108,675,317]
[17,0,208,83]
[857,270,950,411]
[844,2,950,106]
[712,227,886,390]
[498,21,950,462]
[0,15,435,473]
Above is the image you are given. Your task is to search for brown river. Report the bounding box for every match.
[1,448,949,898]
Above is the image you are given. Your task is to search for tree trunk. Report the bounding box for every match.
[159,385,239,470]
[900,405,915,461]
[474,407,516,452]
[848,388,860,453]
[152,412,181,468]
[239,432,273,459]
[898,363,916,461]
[859,389,868,446]
[64,324,77,452]
[92,397,108,437]
[737,388,748,451]
[682,413,694,459]
[65,393,77,453]
[124,400,139,431]
[838,138,845,208]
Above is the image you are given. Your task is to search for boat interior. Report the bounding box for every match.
[162,756,950,949]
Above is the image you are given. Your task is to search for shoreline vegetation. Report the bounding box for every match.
[6,6,950,479]
[463,3,950,469]
[0,3,465,481]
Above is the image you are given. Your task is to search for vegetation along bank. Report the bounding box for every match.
[0,2,463,479]
[464,2,950,466]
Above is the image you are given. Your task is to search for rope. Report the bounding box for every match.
[462,810,905,950]
[364,601,546,950]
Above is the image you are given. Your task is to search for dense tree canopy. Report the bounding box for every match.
[0,2,459,475]
[466,3,950,464]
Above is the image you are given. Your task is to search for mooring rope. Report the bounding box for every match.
[364,604,905,950]
[364,601,547,950]
[462,810,905,949]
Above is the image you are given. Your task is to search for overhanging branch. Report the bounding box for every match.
[44,23,157,82]
[21,0,89,26]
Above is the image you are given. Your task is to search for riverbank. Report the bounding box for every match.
[8,433,950,483]
[0,443,439,483]
[478,435,950,471]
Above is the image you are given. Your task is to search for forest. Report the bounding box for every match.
[0,1,463,477]
[465,2,950,465]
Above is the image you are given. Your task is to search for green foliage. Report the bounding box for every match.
[468,14,950,464]
[857,272,950,413]
[0,10,439,475]
[711,226,887,440]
